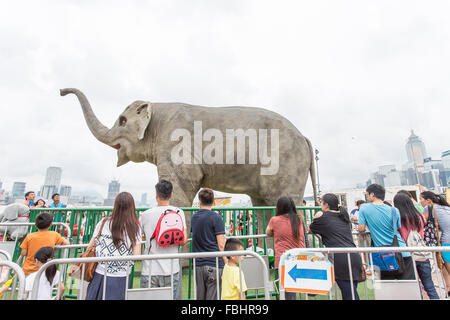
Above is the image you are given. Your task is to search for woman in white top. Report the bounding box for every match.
[85,192,142,300]
[25,246,64,300]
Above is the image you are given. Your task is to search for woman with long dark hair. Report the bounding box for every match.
[393,192,439,299]
[309,193,363,300]
[86,192,142,300]
[266,197,305,300]
[420,191,450,295]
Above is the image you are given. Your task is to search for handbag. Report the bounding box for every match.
[423,205,439,247]
[432,207,445,270]
[358,264,367,282]
[68,218,107,282]
[371,207,405,275]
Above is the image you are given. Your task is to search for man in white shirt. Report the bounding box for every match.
[139,180,187,300]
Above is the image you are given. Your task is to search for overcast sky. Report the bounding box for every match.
[0,1,449,203]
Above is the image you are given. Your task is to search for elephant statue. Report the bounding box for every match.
[60,88,317,208]
[0,204,30,241]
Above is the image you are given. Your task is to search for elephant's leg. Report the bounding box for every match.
[157,163,202,207]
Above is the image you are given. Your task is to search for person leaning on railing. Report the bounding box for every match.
[420,191,450,296]
[393,192,439,299]
[309,193,363,300]
[266,196,306,301]
[20,212,70,276]
[358,184,415,280]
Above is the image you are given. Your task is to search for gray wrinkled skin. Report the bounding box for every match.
[0,204,30,240]
[60,88,317,207]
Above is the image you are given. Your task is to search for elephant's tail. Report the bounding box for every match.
[305,137,318,205]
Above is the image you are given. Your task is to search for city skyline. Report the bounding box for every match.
[365,130,449,191]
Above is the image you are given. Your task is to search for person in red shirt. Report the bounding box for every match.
[266,197,305,300]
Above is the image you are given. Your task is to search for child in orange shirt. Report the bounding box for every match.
[20,212,70,275]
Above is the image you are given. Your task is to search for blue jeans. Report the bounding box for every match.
[336,280,360,300]
[416,260,440,300]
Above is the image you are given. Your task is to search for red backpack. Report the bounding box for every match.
[151,209,185,247]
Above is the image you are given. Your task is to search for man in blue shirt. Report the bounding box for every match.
[49,193,67,223]
[358,184,415,280]
[49,193,67,208]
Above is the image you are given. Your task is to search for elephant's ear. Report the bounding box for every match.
[136,102,152,140]
[3,204,23,220]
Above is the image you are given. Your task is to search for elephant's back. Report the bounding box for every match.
[152,102,305,138]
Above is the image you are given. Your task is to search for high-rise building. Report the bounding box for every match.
[370,172,385,187]
[12,182,26,197]
[424,158,446,187]
[107,180,120,199]
[103,179,120,206]
[405,130,427,173]
[44,167,62,187]
[384,170,402,187]
[140,193,148,206]
[443,150,450,187]
[421,169,441,190]
[59,185,72,198]
[40,167,63,200]
[378,164,396,176]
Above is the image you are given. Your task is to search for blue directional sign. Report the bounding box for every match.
[280,250,334,295]
[288,265,328,281]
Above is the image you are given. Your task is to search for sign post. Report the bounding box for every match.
[279,249,334,296]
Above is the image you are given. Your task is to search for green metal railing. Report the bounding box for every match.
[11,206,321,299]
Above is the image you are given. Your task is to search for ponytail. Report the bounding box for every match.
[434,194,450,207]
[421,191,450,207]
[45,265,57,285]
[337,205,351,224]
[321,193,351,224]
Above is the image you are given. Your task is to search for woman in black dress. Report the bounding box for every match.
[309,193,363,300]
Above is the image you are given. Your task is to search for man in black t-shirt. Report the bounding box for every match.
[191,188,226,300]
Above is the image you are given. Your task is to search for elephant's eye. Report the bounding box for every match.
[119,116,127,126]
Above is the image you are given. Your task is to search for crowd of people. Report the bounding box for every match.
[4,181,450,301]
[23,191,67,209]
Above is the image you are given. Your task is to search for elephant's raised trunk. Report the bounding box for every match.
[60,88,113,146]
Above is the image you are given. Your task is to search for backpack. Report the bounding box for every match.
[151,209,185,247]
[423,206,439,247]
[406,230,431,262]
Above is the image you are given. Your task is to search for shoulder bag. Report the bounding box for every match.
[423,205,439,247]
[371,207,405,275]
[68,218,108,282]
